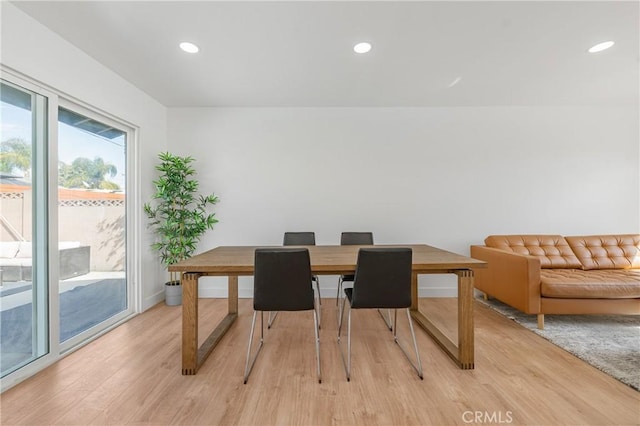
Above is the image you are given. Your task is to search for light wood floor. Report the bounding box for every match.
[1,298,638,425]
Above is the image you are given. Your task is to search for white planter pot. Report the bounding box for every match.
[165,281,182,306]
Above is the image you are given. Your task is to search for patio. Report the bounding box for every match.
[0,272,126,374]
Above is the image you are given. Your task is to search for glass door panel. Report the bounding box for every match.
[57,107,127,342]
[0,81,49,377]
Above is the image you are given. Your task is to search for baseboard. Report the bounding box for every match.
[198,285,457,299]
[142,290,165,311]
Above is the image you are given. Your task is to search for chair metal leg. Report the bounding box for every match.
[336,279,355,325]
[314,278,322,328]
[339,306,422,381]
[243,311,265,384]
[267,311,278,329]
[336,277,344,325]
[337,292,347,339]
[406,308,423,379]
[377,308,393,331]
[337,297,351,381]
[346,307,352,381]
[337,305,352,381]
[247,309,321,385]
[314,276,322,304]
[313,303,322,383]
[392,308,424,379]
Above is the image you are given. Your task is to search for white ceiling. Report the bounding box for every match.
[11,1,640,107]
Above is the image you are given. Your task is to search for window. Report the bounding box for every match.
[57,105,130,346]
[0,80,49,377]
[0,75,137,387]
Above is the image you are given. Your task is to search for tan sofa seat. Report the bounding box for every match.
[540,269,640,299]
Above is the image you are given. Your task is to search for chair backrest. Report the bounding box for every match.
[340,232,374,245]
[253,248,314,311]
[350,248,412,309]
[283,232,316,246]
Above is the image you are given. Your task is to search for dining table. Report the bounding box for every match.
[168,244,487,375]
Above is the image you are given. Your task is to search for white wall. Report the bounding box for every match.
[3,1,638,300]
[1,3,167,310]
[168,106,639,297]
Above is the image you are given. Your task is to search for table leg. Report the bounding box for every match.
[182,274,239,375]
[182,272,201,375]
[228,275,238,314]
[410,269,475,369]
[456,269,474,369]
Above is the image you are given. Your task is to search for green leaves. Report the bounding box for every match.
[0,138,31,176]
[143,152,219,267]
[58,156,119,190]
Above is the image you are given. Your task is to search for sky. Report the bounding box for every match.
[1,100,126,189]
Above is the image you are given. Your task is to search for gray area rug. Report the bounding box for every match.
[477,297,640,391]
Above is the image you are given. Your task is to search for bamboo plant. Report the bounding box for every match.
[144,152,219,284]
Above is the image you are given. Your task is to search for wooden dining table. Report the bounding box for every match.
[169,244,486,375]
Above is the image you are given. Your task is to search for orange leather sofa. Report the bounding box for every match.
[470,234,640,328]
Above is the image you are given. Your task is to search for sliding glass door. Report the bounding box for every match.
[1,75,135,384]
[57,106,129,345]
[0,81,49,377]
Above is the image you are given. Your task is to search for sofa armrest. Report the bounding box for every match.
[470,245,542,314]
[59,246,90,280]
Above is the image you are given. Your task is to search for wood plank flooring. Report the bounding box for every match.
[1,298,638,425]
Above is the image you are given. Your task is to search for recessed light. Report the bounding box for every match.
[179,42,199,53]
[588,41,614,53]
[354,42,372,54]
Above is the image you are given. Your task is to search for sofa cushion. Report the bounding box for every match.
[565,234,640,270]
[540,269,640,298]
[484,235,582,269]
[0,258,25,267]
[58,241,81,250]
[15,242,32,259]
[0,241,21,258]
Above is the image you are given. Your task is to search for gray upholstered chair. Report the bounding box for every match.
[337,248,423,381]
[335,232,374,305]
[284,233,320,304]
[283,231,316,246]
[335,232,392,328]
[265,232,322,328]
[244,248,321,384]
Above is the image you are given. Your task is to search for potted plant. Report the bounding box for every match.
[144,152,219,305]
